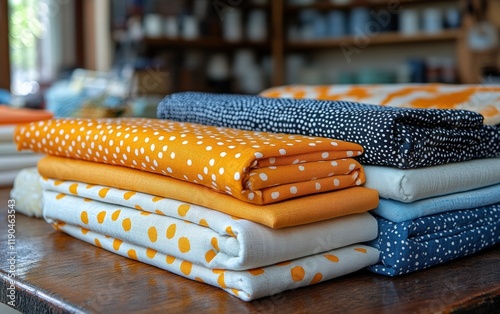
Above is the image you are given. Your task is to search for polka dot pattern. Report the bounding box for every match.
[157,92,500,168]
[42,179,379,272]
[369,205,500,276]
[15,118,365,204]
[44,214,381,302]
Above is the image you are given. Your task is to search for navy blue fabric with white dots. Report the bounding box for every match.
[368,204,500,276]
[157,92,500,168]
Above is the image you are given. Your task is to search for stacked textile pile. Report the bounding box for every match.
[0,105,52,186]
[363,159,500,275]
[157,91,500,276]
[259,83,500,125]
[15,118,380,301]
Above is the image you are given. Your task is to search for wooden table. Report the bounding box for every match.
[0,187,499,313]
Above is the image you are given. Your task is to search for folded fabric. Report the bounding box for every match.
[38,156,379,228]
[259,83,500,125]
[0,154,43,172]
[42,183,378,270]
[0,142,36,155]
[373,183,500,223]
[369,204,500,276]
[364,157,500,202]
[0,170,20,186]
[157,92,500,168]
[0,105,53,124]
[15,118,365,205]
[47,220,380,301]
[10,167,43,217]
[0,125,15,142]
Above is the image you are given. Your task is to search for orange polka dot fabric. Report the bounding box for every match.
[260,83,500,125]
[41,179,379,301]
[38,155,380,228]
[15,118,365,205]
[41,178,378,270]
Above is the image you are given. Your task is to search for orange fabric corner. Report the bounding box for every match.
[38,156,379,229]
[0,105,53,125]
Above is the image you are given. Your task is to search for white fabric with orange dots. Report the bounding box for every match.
[41,178,379,301]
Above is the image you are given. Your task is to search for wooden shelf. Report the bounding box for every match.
[287,29,462,49]
[143,37,270,50]
[286,0,457,11]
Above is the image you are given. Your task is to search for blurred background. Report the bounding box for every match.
[0,0,499,117]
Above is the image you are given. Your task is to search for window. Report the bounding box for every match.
[5,0,78,105]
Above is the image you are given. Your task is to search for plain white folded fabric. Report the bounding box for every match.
[0,125,16,142]
[41,180,378,270]
[0,142,34,155]
[0,154,43,172]
[364,157,500,202]
[50,222,380,301]
[0,170,21,186]
[10,167,43,217]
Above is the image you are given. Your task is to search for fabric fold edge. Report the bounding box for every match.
[38,156,379,228]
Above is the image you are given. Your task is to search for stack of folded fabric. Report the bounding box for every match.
[157,91,500,276]
[15,118,380,301]
[0,105,52,186]
[363,159,500,275]
[259,83,500,125]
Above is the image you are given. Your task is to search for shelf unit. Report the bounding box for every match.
[142,37,270,50]
[287,29,461,49]
[286,0,457,11]
[134,0,483,92]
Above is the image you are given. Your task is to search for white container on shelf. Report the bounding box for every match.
[349,7,370,35]
[233,50,255,78]
[327,10,347,38]
[223,9,243,42]
[143,14,163,38]
[207,54,230,81]
[182,15,199,40]
[399,9,420,35]
[247,10,267,41]
[164,16,178,38]
[423,8,443,34]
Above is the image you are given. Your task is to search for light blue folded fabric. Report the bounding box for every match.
[364,157,500,202]
[372,183,500,222]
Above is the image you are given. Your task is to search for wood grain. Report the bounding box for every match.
[0,187,498,313]
[0,0,11,91]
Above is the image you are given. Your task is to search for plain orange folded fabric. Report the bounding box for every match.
[0,105,53,125]
[38,156,379,228]
[15,118,366,205]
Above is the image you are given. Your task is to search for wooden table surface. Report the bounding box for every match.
[0,187,499,314]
